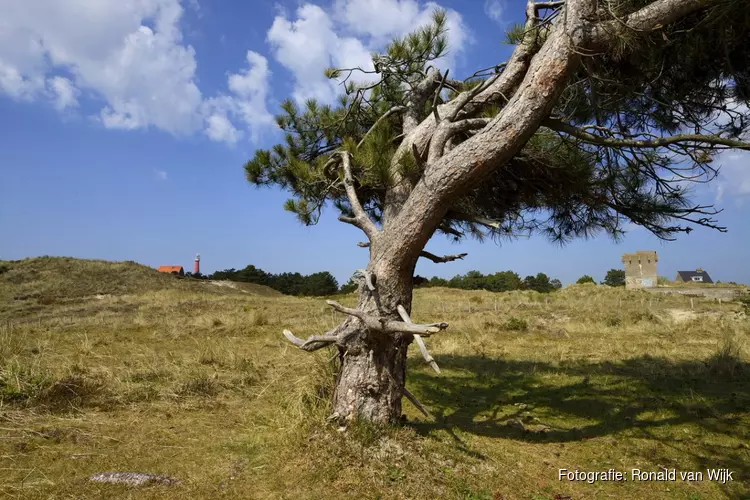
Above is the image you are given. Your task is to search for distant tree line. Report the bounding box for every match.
[205,265,629,296]
[209,265,339,296]
[413,271,563,293]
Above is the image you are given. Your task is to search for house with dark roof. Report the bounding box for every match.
[675,268,713,284]
[158,265,184,276]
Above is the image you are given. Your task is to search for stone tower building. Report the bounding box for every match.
[622,250,658,289]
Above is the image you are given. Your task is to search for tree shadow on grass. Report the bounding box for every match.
[407,353,750,497]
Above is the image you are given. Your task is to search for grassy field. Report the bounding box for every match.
[0,257,748,499]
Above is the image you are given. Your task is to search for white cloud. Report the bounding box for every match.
[0,0,272,144]
[204,111,241,144]
[268,1,470,105]
[713,152,750,205]
[0,0,471,145]
[155,169,168,180]
[334,0,422,40]
[484,0,506,24]
[705,96,750,205]
[47,76,79,111]
[267,4,369,104]
[202,50,275,144]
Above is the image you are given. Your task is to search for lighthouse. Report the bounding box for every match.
[194,254,200,275]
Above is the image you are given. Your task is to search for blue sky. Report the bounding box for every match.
[1,0,748,286]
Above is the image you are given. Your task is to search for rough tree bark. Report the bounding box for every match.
[280,0,742,425]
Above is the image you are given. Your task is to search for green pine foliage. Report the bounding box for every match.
[245,2,750,246]
[603,269,627,287]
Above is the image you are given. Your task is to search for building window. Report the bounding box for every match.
[692,276,703,282]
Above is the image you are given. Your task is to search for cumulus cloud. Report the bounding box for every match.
[202,51,275,145]
[0,0,471,144]
[268,0,470,105]
[0,0,272,144]
[267,4,372,104]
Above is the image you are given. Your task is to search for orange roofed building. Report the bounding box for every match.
[158,265,184,276]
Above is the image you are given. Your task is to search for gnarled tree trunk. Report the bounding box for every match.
[278,0,742,426]
[330,241,418,424]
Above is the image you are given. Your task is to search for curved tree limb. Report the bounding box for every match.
[428,118,493,163]
[432,69,450,122]
[592,0,731,45]
[379,0,600,269]
[283,327,341,352]
[340,152,379,239]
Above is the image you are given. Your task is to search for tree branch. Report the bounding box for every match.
[419,251,468,263]
[428,118,493,164]
[354,269,376,291]
[447,211,504,230]
[397,305,441,374]
[340,152,379,239]
[447,75,500,122]
[326,300,449,336]
[357,106,406,149]
[381,1,593,269]
[403,386,433,418]
[592,0,731,44]
[535,1,565,10]
[283,327,345,352]
[545,118,750,150]
[432,69,450,122]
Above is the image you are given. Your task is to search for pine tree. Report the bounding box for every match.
[603,269,627,287]
[245,0,750,424]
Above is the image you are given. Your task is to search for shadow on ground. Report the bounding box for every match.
[408,353,750,497]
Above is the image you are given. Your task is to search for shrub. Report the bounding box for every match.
[576,275,596,285]
[705,337,745,380]
[504,317,528,331]
[38,374,112,411]
[603,269,626,287]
